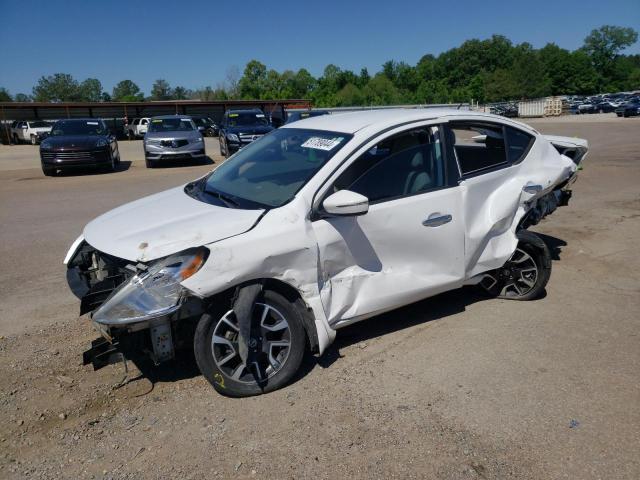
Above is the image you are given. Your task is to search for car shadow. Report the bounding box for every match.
[56,161,132,176]
[122,232,569,390]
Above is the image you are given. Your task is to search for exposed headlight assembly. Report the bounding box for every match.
[92,247,208,325]
[95,139,108,148]
[40,140,53,150]
[226,133,239,142]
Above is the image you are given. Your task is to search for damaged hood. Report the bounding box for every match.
[83,186,264,262]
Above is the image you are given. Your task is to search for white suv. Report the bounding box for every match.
[11,120,52,144]
[65,109,587,397]
[124,117,150,138]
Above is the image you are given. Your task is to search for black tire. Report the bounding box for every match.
[30,135,37,145]
[478,230,551,301]
[12,134,20,144]
[145,158,156,168]
[42,165,56,176]
[194,289,306,397]
[219,138,225,157]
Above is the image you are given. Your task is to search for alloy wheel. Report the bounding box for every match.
[481,247,539,298]
[211,303,292,384]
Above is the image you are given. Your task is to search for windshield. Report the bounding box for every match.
[226,112,268,127]
[29,121,50,128]
[51,120,107,136]
[200,128,352,208]
[192,118,209,126]
[148,118,195,132]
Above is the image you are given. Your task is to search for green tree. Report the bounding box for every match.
[582,25,638,77]
[150,79,173,100]
[112,80,144,101]
[0,88,11,102]
[172,86,191,100]
[335,83,365,106]
[238,60,268,99]
[32,73,80,102]
[79,78,103,102]
[14,93,32,102]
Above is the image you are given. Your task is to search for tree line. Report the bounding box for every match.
[1,25,637,107]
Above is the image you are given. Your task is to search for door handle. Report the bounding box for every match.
[422,213,452,227]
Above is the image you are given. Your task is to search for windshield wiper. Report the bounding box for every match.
[203,187,240,208]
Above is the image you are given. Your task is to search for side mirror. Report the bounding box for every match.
[322,190,369,217]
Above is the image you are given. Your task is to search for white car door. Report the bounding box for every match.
[18,122,28,140]
[311,123,465,326]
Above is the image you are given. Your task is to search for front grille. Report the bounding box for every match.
[160,139,189,148]
[239,133,263,143]
[42,150,108,162]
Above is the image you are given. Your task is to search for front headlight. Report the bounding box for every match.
[194,137,204,143]
[92,248,208,325]
[95,139,108,148]
[40,140,53,150]
[226,133,239,142]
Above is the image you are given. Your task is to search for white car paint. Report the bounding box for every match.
[66,109,585,355]
[11,120,52,144]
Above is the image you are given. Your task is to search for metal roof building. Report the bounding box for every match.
[0,99,311,142]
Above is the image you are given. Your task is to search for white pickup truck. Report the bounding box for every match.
[124,118,151,139]
[11,120,52,145]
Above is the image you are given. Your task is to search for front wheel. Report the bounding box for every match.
[479,230,551,300]
[194,290,306,397]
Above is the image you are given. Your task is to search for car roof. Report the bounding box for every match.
[284,108,534,134]
[150,115,193,120]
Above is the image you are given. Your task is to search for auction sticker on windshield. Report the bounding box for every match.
[301,137,344,151]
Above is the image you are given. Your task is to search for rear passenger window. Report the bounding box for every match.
[448,122,507,175]
[505,126,534,164]
[332,126,446,203]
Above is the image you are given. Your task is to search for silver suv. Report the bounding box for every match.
[143,116,206,168]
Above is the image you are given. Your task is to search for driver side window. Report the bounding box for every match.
[333,126,446,204]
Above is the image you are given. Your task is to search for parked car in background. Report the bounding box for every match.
[125,117,151,139]
[143,116,206,168]
[615,98,640,117]
[191,116,219,136]
[11,120,52,144]
[285,109,331,124]
[576,102,597,114]
[66,109,587,397]
[40,118,120,176]
[594,100,620,113]
[218,109,274,157]
[489,103,518,118]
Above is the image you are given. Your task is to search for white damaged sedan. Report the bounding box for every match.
[65,109,587,397]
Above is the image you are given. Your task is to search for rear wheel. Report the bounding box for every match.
[30,135,37,145]
[479,230,551,300]
[194,290,306,397]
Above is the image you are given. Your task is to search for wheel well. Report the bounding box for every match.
[202,279,320,354]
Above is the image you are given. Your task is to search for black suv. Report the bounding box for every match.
[218,109,274,157]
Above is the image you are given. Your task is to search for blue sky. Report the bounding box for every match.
[1,0,638,96]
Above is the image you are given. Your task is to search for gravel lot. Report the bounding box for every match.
[0,114,639,479]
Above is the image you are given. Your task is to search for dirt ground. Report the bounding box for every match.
[0,114,639,479]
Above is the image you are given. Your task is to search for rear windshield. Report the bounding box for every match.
[226,112,268,127]
[148,118,195,132]
[51,120,107,136]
